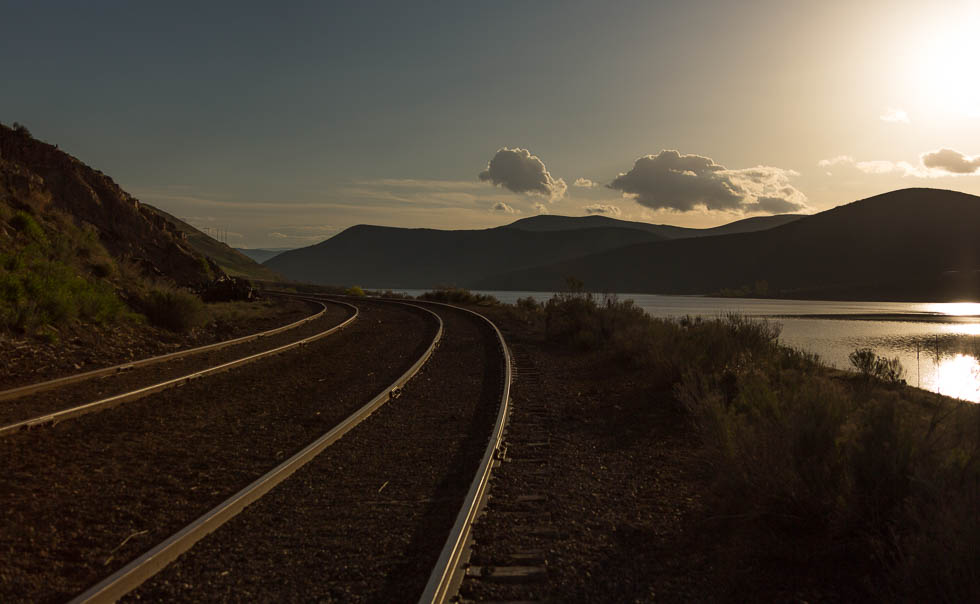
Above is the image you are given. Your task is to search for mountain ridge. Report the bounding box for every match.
[477,188,980,301]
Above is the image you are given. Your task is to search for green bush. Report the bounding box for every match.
[0,252,127,332]
[140,287,205,332]
[345,285,366,297]
[9,211,46,243]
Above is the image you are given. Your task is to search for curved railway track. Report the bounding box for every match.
[0,298,354,437]
[118,297,512,603]
[0,296,327,402]
[1,297,514,603]
[0,300,438,602]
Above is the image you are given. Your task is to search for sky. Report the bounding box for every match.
[2,0,980,248]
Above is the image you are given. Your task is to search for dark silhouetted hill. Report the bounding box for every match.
[236,248,291,263]
[264,224,665,289]
[478,189,980,301]
[505,213,802,238]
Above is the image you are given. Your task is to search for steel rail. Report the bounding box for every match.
[0,299,358,438]
[0,296,328,403]
[418,302,512,604]
[69,302,443,604]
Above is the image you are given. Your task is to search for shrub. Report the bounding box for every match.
[9,211,46,243]
[140,287,205,331]
[11,121,32,137]
[345,285,366,297]
[420,287,499,306]
[849,348,905,383]
[0,253,127,332]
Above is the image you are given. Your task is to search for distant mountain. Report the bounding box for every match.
[236,248,292,263]
[478,189,980,301]
[264,224,664,289]
[141,208,282,281]
[504,213,802,238]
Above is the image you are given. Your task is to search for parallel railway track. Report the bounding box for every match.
[0,296,328,402]
[0,300,435,602]
[1,297,514,603]
[0,298,354,437]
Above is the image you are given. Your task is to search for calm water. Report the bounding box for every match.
[402,290,980,403]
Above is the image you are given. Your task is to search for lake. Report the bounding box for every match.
[402,290,980,403]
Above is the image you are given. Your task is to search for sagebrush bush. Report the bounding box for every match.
[537,287,978,599]
[420,287,499,306]
[849,347,906,383]
[140,287,205,331]
[0,250,127,332]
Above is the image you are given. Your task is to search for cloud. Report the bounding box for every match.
[754,197,803,214]
[491,201,519,214]
[880,107,910,123]
[818,148,980,177]
[921,148,980,174]
[532,202,550,214]
[478,147,567,201]
[573,177,597,188]
[608,150,808,214]
[583,203,621,216]
[817,155,855,168]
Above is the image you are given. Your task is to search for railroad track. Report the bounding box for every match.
[0,297,354,437]
[1,297,513,602]
[0,300,436,602]
[0,295,327,402]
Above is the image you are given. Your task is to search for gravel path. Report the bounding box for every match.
[127,303,504,603]
[0,301,435,603]
[0,300,350,427]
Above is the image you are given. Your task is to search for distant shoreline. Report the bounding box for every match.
[771,312,980,323]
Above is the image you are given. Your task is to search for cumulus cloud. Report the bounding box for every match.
[583,203,621,216]
[921,148,980,174]
[573,177,597,188]
[532,202,550,214]
[478,147,567,201]
[880,107,910,123]
[754,197,803,214]
[491,201,519,214]
[608,150,808,214]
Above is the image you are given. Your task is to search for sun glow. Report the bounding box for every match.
[930,354,980,403]
[926,302,980,317]
[906,11,980,118]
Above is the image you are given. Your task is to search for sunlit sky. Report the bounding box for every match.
[3,0,980,248]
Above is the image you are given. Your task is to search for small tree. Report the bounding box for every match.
[11,122,32,137]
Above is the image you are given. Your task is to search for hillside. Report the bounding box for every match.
[143,207,282,281]
[0,123,245,335]
[505,213,802,238]
[0,124,216,289]
[264,224,664,289]
[478,188,980,301]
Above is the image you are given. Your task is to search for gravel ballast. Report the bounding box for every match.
[0,300,351,427]
[128,303,505,603]
[0,301,435,603]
